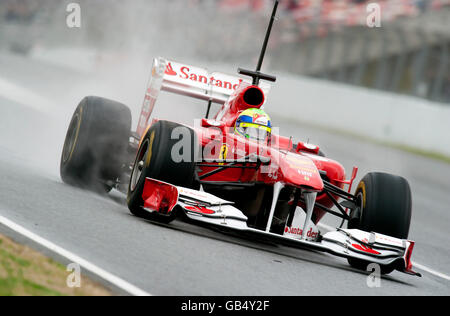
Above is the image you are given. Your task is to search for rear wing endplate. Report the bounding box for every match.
[137,57,271,136]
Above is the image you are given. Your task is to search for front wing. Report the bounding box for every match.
[141,178,420,277]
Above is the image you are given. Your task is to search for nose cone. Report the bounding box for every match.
[278,153,324,191]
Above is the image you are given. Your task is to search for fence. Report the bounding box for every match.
[1,0,449,103]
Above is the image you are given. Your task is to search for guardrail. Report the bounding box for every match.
[270,73,450,157]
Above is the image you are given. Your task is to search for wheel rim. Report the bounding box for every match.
[130,139,149,192]
[62,113,80,163]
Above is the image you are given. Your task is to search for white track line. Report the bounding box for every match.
[318,223,450,282]
[412,262,450,282]
[0,214,151,296]
[0,76,54,112]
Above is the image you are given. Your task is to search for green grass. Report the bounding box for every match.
[389,144,450,164]
[0,278,63,296]
[0,245,63,296]
[0,248,31,267]
[0,235,111,296]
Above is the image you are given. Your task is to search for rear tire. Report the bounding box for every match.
[127,120,198,223]
[60,96,132,193]
[347,172,412,274]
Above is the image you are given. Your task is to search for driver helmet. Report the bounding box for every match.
[234,108,272,142]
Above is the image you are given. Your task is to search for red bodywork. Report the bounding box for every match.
[142,178,179,215]
[140,82,356,225]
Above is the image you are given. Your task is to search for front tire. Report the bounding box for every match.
[347,172,412,274]
[127,120,198,223]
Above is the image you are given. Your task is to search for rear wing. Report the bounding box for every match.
[136,57,271,136]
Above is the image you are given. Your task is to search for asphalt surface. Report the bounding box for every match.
[0,52,449,295]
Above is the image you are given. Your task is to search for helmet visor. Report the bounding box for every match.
[236,122,271,141]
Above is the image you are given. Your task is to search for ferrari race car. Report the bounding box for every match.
[60,1,419,277]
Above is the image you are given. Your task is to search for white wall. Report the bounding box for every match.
[268,74,450,156]
[26,46,450,156]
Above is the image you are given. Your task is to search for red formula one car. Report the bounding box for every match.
[60,1,419,276]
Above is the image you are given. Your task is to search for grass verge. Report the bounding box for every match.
[0,233,111,296]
